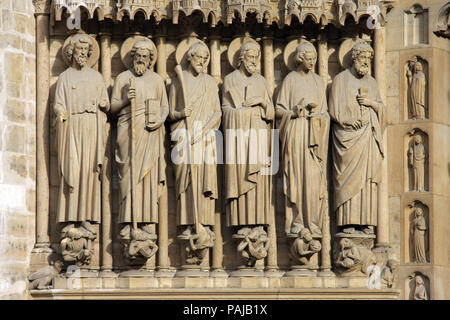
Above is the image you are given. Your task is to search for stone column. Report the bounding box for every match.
[374,26,390,247]
[209,33,221,84]
[262,32,278,272]
[32,4,52,254]
[316,32,332,273]
[99,28,114,276]
[154,25,170,273]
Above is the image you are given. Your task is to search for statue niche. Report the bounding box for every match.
[408,272,430,300]
[406,129,428,192]
[406,56,428,120]
[408,201,429,264]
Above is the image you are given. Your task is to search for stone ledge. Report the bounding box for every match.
[29,288,401,300]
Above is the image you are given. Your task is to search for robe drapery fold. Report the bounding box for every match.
[276,71,330,235]
[410,71,426,117]
[169,71,221,226]
[112,69,168,224]
[221,70,274,227]
[54,67,110,223]
[328,69,386,227]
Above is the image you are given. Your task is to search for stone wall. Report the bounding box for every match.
[0,0,36,299]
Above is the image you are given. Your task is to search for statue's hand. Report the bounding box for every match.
[344,118,363,130]
[357,95,375,108]
[127,86,136,101]
[146,119,163,131]
[182,107,192,118]
[99,100,108,112]
[57,111,68,123]
[191,131,204,145]
[293,104,307,118]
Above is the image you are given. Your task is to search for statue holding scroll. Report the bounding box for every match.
[111,37,168,262]
[53,33,109,266]
[329,41,386,235]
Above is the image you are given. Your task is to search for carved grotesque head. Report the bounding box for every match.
[65,34,93,69]
[238,41,260,75]
[294,41,317,73]
[130,40,155,76]
[187,42,210,75]
[351,42,374,76]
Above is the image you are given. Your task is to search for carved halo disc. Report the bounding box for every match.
[283,38,311,71]
[120,35,158,70]
[175,37,210,72]
[227,36,260,70]
[338,37,367,69]
[62,33,100,68]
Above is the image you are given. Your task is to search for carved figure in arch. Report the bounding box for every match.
[53,33,109,266]
[329,41,386,236]
[276,40,330,238]
[111,37,168,261]
[290,228,322,266]
[408,133,426,192]
[412,206,428,263]
[28,261,64,290]
[407,57,427,119]
[413,275,428,300]
[169,40,221,266]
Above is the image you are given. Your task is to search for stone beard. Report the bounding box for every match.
[221,44,275,228]
[169,44,221,228]
[328,45,386,231]
[111,45,169,226]
[53,40,109,224]
[276,44,330,236]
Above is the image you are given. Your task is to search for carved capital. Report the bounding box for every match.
[33,0,51,15]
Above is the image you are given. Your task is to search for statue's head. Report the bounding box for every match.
[413,61,423,73]
[299,228,313,242]
[414,134,423,145]
[53,260,64,272]
[415,207,424,217]
[238,41,260,75]
[415,275,424,286]
[130,40,155,76]
[64,34,93,69]
[294,41,317,73]
[187,42,210,75]
[351,41,373,76]
[339,238,353,250]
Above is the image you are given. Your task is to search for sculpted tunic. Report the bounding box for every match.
[414,215,427,263]
[411,71,426,118]
[54,67,109,223]
[169,71,221,226]
[111,69,169,224]
[276,71,330,235]
[221,70,274,227]
[329,69,386,227]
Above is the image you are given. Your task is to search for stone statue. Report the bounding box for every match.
[381,259,398,288]
[60,224,95,266]
[407,58,426,119]
[169,41,221,265]
[111,38,168,261]
[276,40,330,237]
[335,238,376,275]
[28,261,64,290]
[329,41,386,235]
[236,226,270,267]
[289,228,322,266]
[53,33,109,266]
[413,275,428,300]
[412,207,427,263]
[222,40,274,265]
[408,134,426,192]
[185,224,216,265]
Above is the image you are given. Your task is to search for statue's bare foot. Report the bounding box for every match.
[141,224,155,235]
[362,226,374,235]
[290,223,304,235]
[343,227,355,234]
[309,224,322,237]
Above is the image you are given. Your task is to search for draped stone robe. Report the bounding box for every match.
[410,70,426,118]
[111,69,168,224]
[276,71,330,235]
[329,68,386,227]
[221,70,274,227]
[413,215,427,263]
[169,71,221,226]
[54,67,110,223]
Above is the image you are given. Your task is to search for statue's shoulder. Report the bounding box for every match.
[223,69,239,82]
[115,69,132,82]
[146,70,165,85]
